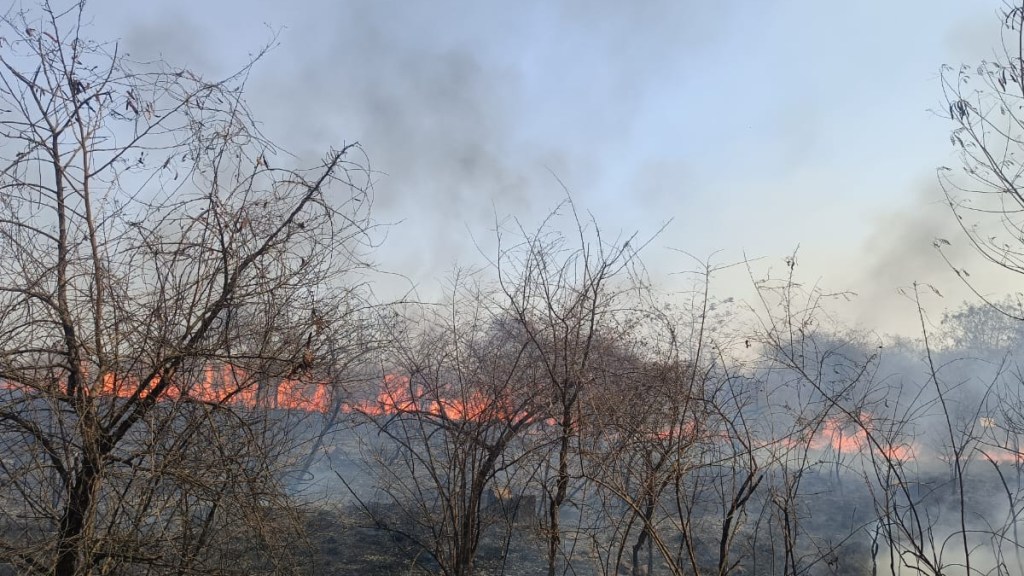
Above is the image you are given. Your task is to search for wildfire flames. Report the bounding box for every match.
[798,413,916,462]
[92,365,334,413]
[788,413,1024,464]
[91,369,525,422]
[7,369,1022,464]
[340,374,527,422]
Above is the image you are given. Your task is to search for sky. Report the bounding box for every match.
[89,0,1018,336]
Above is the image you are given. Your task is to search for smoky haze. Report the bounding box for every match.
[9,1,1024,575]
[95,0,1010,326]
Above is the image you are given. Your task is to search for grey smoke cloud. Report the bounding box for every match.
[101,0,734,296]
[834,178,1021,336]
[98,0,1020,328]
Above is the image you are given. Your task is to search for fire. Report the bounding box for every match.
[876,443,915,462]
[796,412,1024,465]
[3,368,528,422]
[649,421,699,441]
[812,416,869,454]
[4,372,1020,465]
[277,377,331,412]
[792,413,917,462]
[342,374,529,423]
[80,365,333,413]
[977,446,1024,464]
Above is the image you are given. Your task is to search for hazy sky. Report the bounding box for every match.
[90,0,1016,336]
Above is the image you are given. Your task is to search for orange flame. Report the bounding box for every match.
[0,373,1014,465]
[342,374,529,423]
[788,413,917,462]
[36,365,334,413]
[978,447,1024,464]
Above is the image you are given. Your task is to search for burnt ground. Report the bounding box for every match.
[302,505,552,575]
[299,507,874,576]
[298,493,875,576]
[0,459,1010,575]
[297,463,1018,576]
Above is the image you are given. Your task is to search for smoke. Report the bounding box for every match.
[101,0,737,298]
[97,0,1021,328]
[820,176,1018,337]
[118,7,215,71]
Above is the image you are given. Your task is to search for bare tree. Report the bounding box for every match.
[749,262,1024,576]
[0,3,374,574]
[341,207,659,576]
[938,2,1024,309]
[923,3,1024,574]
[494,203,647,576]
[343,275,545,576]
[573,264,742,576]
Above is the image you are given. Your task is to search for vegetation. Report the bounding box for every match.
[0,2,374,574]
[0,1,1023,575]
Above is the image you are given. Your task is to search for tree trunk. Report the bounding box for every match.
[54,450,102,576]
[547,398,573,576]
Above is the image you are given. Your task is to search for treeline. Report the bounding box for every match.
[335,219,1024,576]
[1,1,1023,575]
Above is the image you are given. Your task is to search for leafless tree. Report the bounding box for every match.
[343,275,545,576]
[0,3,375,574]
[742,259,922,576]
[493,203,649,576]
[938,2,1024,309]
[570,264,736,576]
[341,207,657,576]
[750,260,1024,576]
[926,2,1024,574]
